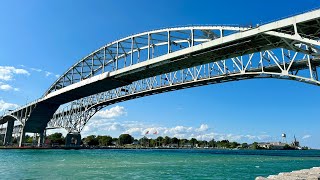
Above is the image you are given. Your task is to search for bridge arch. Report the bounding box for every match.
[49,46,320,132]
[1,114,19,124]
[0,115,20,145]
[44,26,249,96]
[1,9,320,145]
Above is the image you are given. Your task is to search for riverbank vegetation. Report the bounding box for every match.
[0,133,308,150]
[43,133,305,150]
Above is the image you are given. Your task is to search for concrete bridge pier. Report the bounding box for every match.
[65,132,81,147]
[4,120,14,146]
[37,130,45,147]
[18,127,25,147]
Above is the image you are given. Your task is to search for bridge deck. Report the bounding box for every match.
[1,9,320,133]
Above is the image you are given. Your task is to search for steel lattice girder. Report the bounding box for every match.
[1,8,320,134]
[42,10,320,106]
[45,26,249,96]
[48,45,320,132]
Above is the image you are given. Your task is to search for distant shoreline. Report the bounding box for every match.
[0,146,315,150]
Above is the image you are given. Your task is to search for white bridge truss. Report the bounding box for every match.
[44,26,248,96]
[49,45,319,132]
[1,8,320,137]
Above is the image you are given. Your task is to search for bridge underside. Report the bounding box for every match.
[42,12,320,122]
[23,102,60,133]
[49,54,320,132]
[0,9,319,146]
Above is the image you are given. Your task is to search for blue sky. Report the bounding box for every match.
[0,0,319,148]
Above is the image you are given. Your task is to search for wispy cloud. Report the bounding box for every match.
[0,99,19,112]
[93,106,127,119]
[82,106,272,142]
[30,68,42,72]
[45,71,52,77]
[0,82,19,91]
[195,124,209,132]
[0,66,28,92]
[22,65,59,79]
[0,66,30,81]
[302,135,311,139]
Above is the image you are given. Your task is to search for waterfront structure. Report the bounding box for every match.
[0,9,320,147]
[257,142,287,150]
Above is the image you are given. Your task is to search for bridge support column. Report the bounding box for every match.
[37,130,45,147]
[4,120,14,146]
[65,132,81,147]
[19,128,25,147]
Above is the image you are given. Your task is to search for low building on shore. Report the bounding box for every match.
[257,142,287,150]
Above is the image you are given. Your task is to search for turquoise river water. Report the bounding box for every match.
[0,149,319,179]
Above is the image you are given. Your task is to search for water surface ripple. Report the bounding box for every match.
[0,149,319,179]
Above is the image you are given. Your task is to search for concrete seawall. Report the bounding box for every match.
[256,167,320,180]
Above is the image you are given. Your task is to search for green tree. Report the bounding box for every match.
[190,138,198,147]
[241,143,248,148]
[230,142,240,148]
[97,135,112,146]
[149,139,156,147]
[209,139,216,147]
[163,136,171,146]
[201,140,208,147]
[119,134,134,145]
[171,137,179,144]
[156,136,164,147]
[179,139,188,147]
[25,135,33,144]
[112,138,119,146]
[217,140,230,148]
[85,135,99,146]
[251,142,259,149]
[139,136,149,147]
[47,133,65,145]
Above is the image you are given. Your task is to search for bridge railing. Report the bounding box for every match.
[48,42,320,132]
[44,25,251,96]
[3,99,40,116]
[44,6,320,97]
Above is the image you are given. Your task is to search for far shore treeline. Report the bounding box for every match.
[4,133,299,150]
[1,133,308,150]
[45,133,248,149]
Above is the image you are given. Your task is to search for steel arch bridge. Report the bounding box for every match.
[1,9,320,146]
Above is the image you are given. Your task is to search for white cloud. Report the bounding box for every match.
[30,68,42,72]
[93,105,127,119]
[45,71,52,77]
[0,83,12,91]
[80,106,272,143]
[25,66,59,79]
[162,126,193,135]
[82,115,272,143]
[302,135,311,139]
[0,82,19,91]
[124,127,143,135]
[82,106,127,136]
[0,66,30,81]
[0,99,19,112]
[195,124,209,132]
